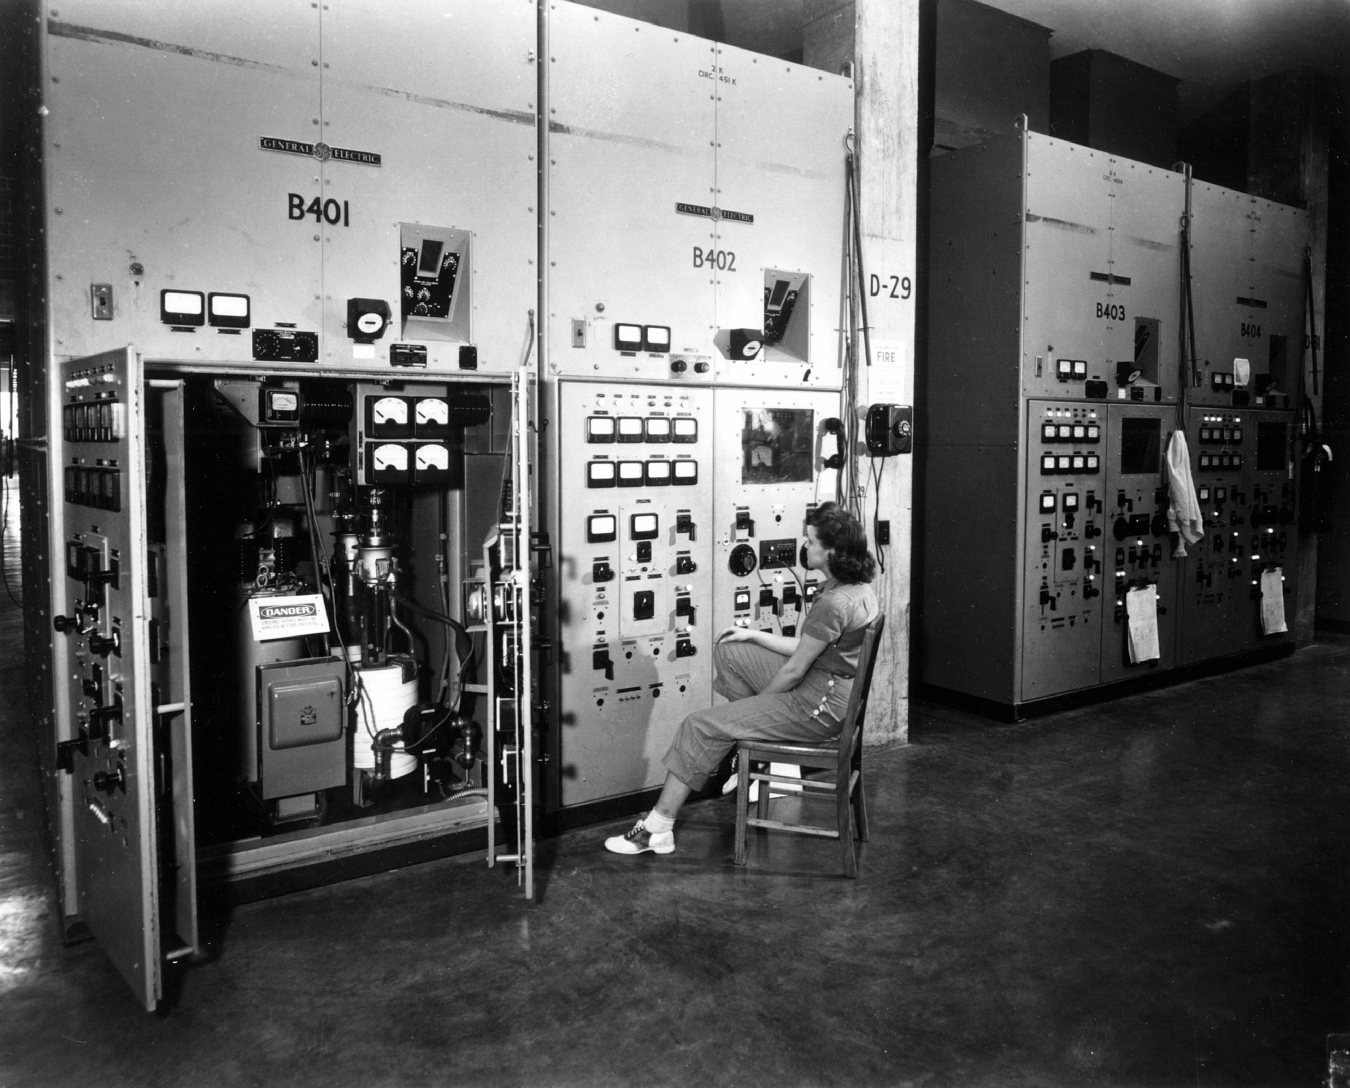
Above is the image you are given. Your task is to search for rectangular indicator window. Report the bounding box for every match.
[1056,455,1071,471]
[1198,486,1211,503]
[1042,423,1057,441]
[614,324,644,352]
[643,325,671,352]
[1199,427,1211,443]
[672,417,698,442]
[1056,359,1072,378]
[672,459,698,485]
[767,279,792,312]
[1041,454,1057,474]
[587,514,617,543]
[1257,422,1286,471]
[1233,454,1243,468]
[587,416,616,443]
[1215,487,1227,502]
[161,290,205,326]
[416,238,446,279]
[208,292,251,328]
[1072,361,1088,378]
[617,417,644,442]
[1199,454,1211,469]
[1057,425,1072,439]
[1220,454,1232,468]
[1086,425,1100,442]
[645,460,672,486]
[587,461,617,488]
[1063,492,1079,510]
[630,513,659,540]
[1233,428,1243,443]
[1072,425,1086,440]
[617,461,644,487]
[1071,455,1085,471]
[1039,492,1056,513]
[645,417,672,442]
[1086,454,1100,472]
[1120,417,1161,475]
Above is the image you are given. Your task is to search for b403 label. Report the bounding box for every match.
[1096,302,1126,320]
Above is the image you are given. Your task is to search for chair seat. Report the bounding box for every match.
[733,615,884,879]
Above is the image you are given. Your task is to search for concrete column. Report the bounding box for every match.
[807,0,920,747]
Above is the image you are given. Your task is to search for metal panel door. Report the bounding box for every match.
[1019,399,1105,700]
[53,348,197,1010]
[1022,135,1114,399]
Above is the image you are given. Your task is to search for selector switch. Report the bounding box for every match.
[592,647,614,680]
[633,591,655,621]
[676,513,696,540]
[675,554,697,575]
[592,560,615,583]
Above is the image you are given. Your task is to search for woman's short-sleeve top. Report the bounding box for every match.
[800,577,880,677]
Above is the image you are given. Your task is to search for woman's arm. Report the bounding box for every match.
[716,625,800,658]
[760,632,830,694]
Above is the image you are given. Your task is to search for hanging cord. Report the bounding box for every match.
[845,141,874,521]
[1304,248,1320,398]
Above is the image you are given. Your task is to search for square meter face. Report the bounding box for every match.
[742,409,814,485]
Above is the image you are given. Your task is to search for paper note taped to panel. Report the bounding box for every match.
[1126,584,1160,663]
[1260,568,1287,635]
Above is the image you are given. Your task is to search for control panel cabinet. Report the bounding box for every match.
[1186,182,1309,407]
[555,382,715,808]
[1100,404,1179,680]
[1021,401,1106,699]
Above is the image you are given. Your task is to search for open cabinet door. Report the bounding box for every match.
[53,347,197,1010]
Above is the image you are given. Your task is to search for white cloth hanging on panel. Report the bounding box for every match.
[1164,429,1204,556]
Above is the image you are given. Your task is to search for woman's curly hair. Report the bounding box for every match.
[807,502,876,584]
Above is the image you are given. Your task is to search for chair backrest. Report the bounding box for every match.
[834,613,885,766]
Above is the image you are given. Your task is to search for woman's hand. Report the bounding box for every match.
[715,626,756,644]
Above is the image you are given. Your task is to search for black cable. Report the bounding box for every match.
[870,455,887,575]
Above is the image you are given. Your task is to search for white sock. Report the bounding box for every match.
[644,809,675,834]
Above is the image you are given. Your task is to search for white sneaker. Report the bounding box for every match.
[604,820,675,855]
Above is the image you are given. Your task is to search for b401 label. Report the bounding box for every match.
[288,194,351,226]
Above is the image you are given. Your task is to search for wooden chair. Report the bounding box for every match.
[733,614,885,878]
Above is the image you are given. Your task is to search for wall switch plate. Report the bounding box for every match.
[91,284,113,320]
[876,520,891,545]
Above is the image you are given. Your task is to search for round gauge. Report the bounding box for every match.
[372,443,408,472]
[416,398,450,427]
[372,397,408,426]
[415,444,450,472]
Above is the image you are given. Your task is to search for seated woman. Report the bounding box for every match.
[606,501,880,856]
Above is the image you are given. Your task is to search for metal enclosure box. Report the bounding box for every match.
[43,1,536,373]
[1185,182,1309,408]
[256,658,346,800]
[545,4,851,391]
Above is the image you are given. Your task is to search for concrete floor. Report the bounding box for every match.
[2,512,1349,1084]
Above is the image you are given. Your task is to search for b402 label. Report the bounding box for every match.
[692,247,735,271]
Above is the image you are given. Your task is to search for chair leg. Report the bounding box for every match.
[756,764,770,820]
[853,764,869,843]
[841,797,858,879]
[734,749,750,866]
